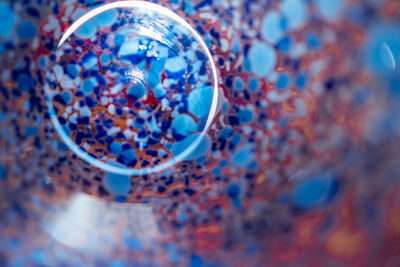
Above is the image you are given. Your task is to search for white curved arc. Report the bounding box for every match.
[381,43,396,70]
[51,1,219,176]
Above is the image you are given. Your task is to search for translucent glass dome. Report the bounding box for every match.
[44,1,219,175]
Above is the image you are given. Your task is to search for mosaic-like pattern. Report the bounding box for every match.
[45,2,218,174]
[0,0,400,266]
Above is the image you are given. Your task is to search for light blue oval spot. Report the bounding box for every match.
[172,114,197,136]
[314,0,344,22]
[75,20,97,39]
[80,106,91,117]
[93,9,118,29]
[277,74,290,90]
[231,31,241,53]
[109,142,122,156]
[165,56,187,74]
[294,172,338,209]
[248,77,260,92]
[124,237,144,251]
[82,79,94,95]
[127,82,146,100]
[238,108,253,124]
[0,2,16,39]
[280,0,308,30]
[277,36,292,52]
[188,86,213,119]
[17,21,37,40]
[38,56,46,69]
[118,39,141,57]
[296,74,307,89]
[104,172,131,196]
[307,33,321,49]
[171,133,211,161]
[100,53,111,64]
[233,77,244,92]
[261,11,285,44]
[219,127,233,139]
[230,145,255,168]
[248,42,277,77]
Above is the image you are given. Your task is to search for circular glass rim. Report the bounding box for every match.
[45,0,219,176]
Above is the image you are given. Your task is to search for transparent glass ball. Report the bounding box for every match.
[45,1,219,175]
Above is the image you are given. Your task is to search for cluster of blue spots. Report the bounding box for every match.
[0,2,16,39]
[188,86,213,119]
[261,11,286,44]
[277,73,290,90]
[293,172,338,209]
[230,144,255,168]
[17,21,38,40]
[248,42,277,77]
[280,0,308,31]
[44,3,218,174]
[104,172,131,197]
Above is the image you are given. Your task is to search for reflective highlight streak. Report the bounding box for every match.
[381,43,396,70]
